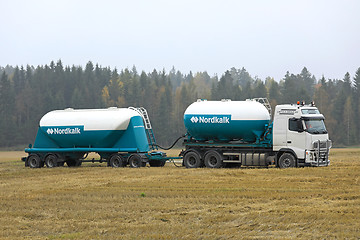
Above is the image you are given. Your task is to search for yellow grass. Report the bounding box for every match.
[0,149,359,239]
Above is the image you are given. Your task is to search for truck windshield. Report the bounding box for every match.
[304,119,327,134]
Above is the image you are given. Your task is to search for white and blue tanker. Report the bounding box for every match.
[181,98,331,168]
[184,100,270,142]
[24,107,167,168]
[23,98,332,169]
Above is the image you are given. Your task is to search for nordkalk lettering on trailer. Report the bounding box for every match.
[190,116,230,124]
[46,127,81,135]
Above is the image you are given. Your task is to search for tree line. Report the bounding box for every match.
[0,60,359,148]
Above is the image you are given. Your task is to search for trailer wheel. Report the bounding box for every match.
[109,154,126,168]
[149,160,166,167]
[278,153,296,168]
[28,154,42,168]
[204,150,223,168]
[45,154,58,168]
[129,154,146,168]
[183,151,202,168]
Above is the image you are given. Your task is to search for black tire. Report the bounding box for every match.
[149,160,166,167]
[109,154,126,167]
[66,159,82,167]
[45,154,58,168]
[204,150,223,168]
[183,151,202,168]
[278,153,296,168]
[28,154,42,168]
[129,154,145,168]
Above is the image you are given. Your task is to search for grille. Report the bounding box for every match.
[313,140,332,149]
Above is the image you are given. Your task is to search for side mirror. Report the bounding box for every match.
[298,129,304,133]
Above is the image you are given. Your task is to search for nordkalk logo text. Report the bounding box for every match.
[47,127,81,135]
[190,116,230,124]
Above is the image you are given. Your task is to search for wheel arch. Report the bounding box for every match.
[44,152,62,161]
[276,148,298,167]
[183,148,204,159]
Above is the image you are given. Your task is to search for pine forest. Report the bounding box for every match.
[0,60,359,148]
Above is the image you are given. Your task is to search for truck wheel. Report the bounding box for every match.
[149,160,166,167]
[28,154,42,168]
[45,154,58,168]
[204,150,223,168]
[129,154,146,168]
[109,154,126,167]
[183,151,202,168]
[278,153,296,168]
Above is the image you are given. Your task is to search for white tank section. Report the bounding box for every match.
[184,100,270,120]
[40,107,140,130]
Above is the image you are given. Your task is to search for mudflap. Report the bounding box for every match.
[22,157,29,167]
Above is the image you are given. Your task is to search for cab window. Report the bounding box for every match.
[289,118,303,132]
[301,109,320,114]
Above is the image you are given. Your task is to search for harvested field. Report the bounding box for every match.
[0,149,359,239]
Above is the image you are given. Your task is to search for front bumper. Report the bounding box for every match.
[305,140,331,167]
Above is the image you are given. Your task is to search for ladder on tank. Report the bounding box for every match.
[251,98,272,119]
[129,107,158,150]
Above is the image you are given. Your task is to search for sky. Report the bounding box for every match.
[1,0,360,81]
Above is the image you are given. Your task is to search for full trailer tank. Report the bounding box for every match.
[23,107,169,168]
[181,98,331,168]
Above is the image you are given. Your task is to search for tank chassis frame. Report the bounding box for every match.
[181,137,275,168]
[23,145,181,168]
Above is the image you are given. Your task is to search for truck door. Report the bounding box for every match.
[286,118,306,159]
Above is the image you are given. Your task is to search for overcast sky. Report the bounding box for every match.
[1,0,359,81]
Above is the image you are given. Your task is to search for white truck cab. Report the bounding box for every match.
[273,102,331,167]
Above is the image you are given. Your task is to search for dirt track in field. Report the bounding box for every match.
[0,149,359,239]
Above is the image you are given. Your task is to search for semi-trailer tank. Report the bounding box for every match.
[23,107,168,168]
[181,98,331,168]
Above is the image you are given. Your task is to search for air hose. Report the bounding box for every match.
[154,135,186,167]
[169,158,183,167]
[154,135,185,150]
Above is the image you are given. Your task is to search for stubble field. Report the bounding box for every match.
[0,149,359,239]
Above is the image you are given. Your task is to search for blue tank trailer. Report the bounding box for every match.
[23,98,331,168]
[23,107,175,168]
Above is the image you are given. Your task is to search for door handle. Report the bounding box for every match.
[287,141,292,143]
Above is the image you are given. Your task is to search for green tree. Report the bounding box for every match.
[353,68,360,142]
[0,72,16,146]
[343,96,356,145]
[253,79,267,98]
